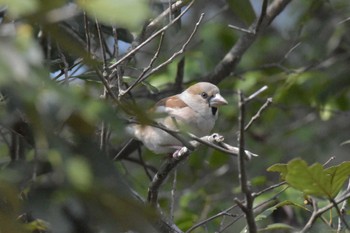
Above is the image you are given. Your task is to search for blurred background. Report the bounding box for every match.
[0,0,349,232]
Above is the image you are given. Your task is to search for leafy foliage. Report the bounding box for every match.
[0,0,349,233]
[268,159,350,199]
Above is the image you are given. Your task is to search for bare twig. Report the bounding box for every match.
[245,85,268,103]
[330,198,350,230]
[186,205,238,233]
[83,11,91,54]
[301,191,350,233]
[109,0,195,71]
[96,19,110,153]
[338,179,350,232]
[56,43,69,86]
[236,91,257,232]
[147,0,188,34]
[170,168,177,221]
[323,156,335,167]
[126,13,204,94]
[188,182,289,233]
[119,32,165,97]
[228,24,254,34]
[245,97,273,131]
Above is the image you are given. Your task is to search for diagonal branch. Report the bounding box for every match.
[204,0,292,84]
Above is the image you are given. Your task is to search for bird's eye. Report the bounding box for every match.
[201,92,208,99]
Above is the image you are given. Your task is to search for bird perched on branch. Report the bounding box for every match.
[126,82,228,156]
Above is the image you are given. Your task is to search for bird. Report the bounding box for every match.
[126,82,228,156]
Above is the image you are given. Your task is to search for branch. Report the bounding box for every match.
[134,13,205,89]
[119,32,165,97]
[146,132,257,206]
[245,97,273,131]
[301,191,350,233]
[204,0,292,84]
[108,0,195,71]
[236,91,257,232]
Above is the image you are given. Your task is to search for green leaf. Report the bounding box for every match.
[259,223,295,232]
[77,0,149,28]
[267,163,288,179]
[324,161,350,198]
[0,0,39,17]
[66,157,93,191]
[227,0,255,25]
[285,159,350,199]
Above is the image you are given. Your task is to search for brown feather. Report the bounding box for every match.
[155,95,188,109]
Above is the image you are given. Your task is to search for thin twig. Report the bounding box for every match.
[237,91,257,232]
[83,12,91,54]
[218,186,288,233]
[96,19,110,153]
[121,13,205,96]
[109,0,195,71]
[245,97,273,131]
[330,198,350,230]
[228,24,254,34]
[301,191,350,233]
[56,43,69,86]
[338,179,350,232]
[119,32,165,97]
[170,168,177,221]
[245,85,268,103]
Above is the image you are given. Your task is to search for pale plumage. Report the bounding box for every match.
[126,82,228,154]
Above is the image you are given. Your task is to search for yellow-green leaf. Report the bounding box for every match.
[285,159,350,199]
[267,163,288,179]
[0,0,38,17]
[66,157,93,191]
[76,0,149,28]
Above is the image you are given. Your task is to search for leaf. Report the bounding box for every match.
[267,163,288,179]
[227,0,256,25]
[324,161,350,198]
[259,223,295,232]
[77,0,149,28]
[0,0,39,17]
[66,157,93,191]
[285,159,350,199]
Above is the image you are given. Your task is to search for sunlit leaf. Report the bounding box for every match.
[0,0,38,17]
[324,161,350,198]
[285,159,350,199]
[66,157,93,191]
[259,223,295,232]
[267,163,288,180]
[76,0,149,28]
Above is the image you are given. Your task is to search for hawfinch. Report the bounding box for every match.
[126,82,228,155]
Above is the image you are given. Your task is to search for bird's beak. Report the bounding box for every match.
[209,94,228,107]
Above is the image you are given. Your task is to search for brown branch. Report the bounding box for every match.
[237,91,257,232]
[245,97,273,131]
[204,0,292,84]
[174,57,185,93]
[301,191,350,233]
